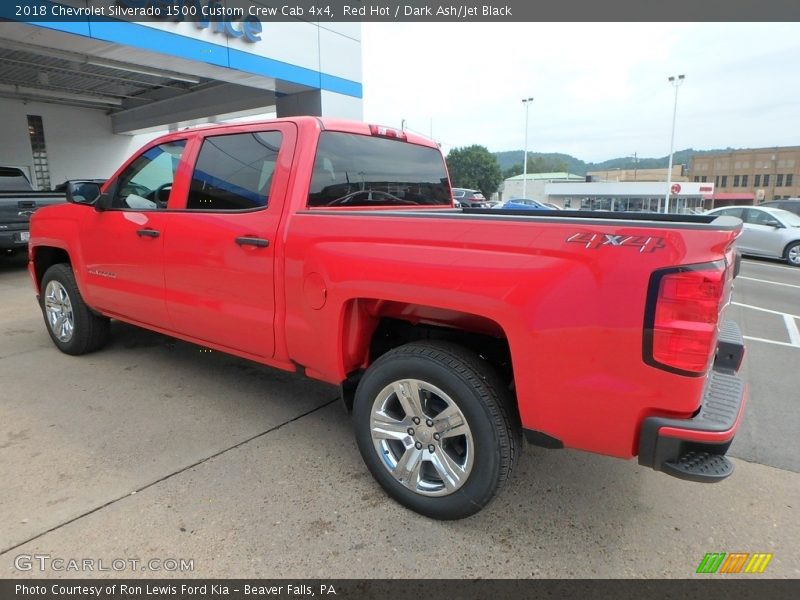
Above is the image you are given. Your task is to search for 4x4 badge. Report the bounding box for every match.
[566,232,666,253]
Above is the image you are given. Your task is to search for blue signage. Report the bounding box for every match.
[116,0,263,43]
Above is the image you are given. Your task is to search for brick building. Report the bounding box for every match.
[689,147,800,207]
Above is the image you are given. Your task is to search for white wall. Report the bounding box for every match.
[320,91,363,121]
[502,180,549,202]
[0,98,160,188]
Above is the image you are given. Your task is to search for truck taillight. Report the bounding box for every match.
[644,261,727,376]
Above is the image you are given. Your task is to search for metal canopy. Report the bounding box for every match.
[0,40,213,112]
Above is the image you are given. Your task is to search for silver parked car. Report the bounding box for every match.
[706,205,800,266]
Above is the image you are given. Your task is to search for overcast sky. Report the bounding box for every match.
[361,22,800,162]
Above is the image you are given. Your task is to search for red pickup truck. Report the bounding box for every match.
[28,117,747,519]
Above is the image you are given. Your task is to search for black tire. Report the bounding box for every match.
[353,341,517,520]
[785,241,800,267]
[40,263,110,355]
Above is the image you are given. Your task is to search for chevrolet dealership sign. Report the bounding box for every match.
[116,0,263,42]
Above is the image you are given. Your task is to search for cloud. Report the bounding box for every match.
[362,22,800,161]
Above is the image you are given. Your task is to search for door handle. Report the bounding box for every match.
[235,236,269,248]
[136,229,160,238]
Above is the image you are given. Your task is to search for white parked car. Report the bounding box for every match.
[706,205,800,266]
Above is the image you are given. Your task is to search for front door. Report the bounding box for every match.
[80,140,186,329]
[741,208,786,257]
[163,125,296,358]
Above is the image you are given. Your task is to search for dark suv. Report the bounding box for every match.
[452,187,490,208]
[760,198,800,216]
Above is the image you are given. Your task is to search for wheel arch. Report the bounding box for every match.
[782,239,800,263]
[32,245,72,294]
[337,298,516,415]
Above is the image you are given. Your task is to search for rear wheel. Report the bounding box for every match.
[40,263,110,355]
[353,341,516,519]
[785,242,800,267]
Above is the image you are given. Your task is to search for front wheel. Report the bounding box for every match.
[40,263,110,355]
[785,242,800,267]
[353,341,517,519]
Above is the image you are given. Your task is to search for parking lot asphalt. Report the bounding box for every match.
[1,253,798,578]
[726,259,800,474]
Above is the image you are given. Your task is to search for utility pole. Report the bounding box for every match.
[664,74,685,213]
[522,97,533,199]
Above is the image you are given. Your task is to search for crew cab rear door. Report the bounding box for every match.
[162,123,296,358]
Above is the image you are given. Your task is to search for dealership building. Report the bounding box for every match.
[544,181,714,213]
[0,3,362,189]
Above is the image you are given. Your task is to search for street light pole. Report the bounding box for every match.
[664,74,685,213]
[522,97,533,199]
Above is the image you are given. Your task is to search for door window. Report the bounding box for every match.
[744,209,774,225]
[186,132,283,211]
[113,141,186,209]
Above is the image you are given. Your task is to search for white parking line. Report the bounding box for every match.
[738,276,800,289]
[732,302,800,320]
[741,259,799,272]
[785,314,800,347]
[743,335,800,349]
[731,302,800,349]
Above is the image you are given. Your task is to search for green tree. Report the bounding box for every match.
[503,163,523,179]
[527,155,568,174]
[446,145,502,198]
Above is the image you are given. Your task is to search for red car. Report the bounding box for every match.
[28,117,747,519]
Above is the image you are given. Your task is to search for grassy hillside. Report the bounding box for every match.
[494,148,734,175]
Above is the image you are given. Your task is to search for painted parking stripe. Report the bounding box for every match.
[741,260,800,272]
[738,276,800,289]
[732,302,800,349]
[743,335,800,349]
[732,302,800,320]
[785,315,800,346]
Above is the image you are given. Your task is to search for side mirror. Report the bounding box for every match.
[66,181,101,205]
[764,219,783,228]
[94,192,113,212]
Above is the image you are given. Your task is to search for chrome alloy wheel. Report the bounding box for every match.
[370,379,474,497]
[788,244,800,266]
[44,280,75,343]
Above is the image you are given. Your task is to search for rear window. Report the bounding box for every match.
[713,207,745,218]
[308,132,451,207]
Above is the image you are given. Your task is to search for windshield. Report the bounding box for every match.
[308,132,451,208]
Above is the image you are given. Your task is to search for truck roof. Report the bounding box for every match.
[151,116,439,150]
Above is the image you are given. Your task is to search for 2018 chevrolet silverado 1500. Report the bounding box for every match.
[28,118,747,519]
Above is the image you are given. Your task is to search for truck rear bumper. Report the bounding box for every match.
[638,321,747,483]
[0,229,29,250]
